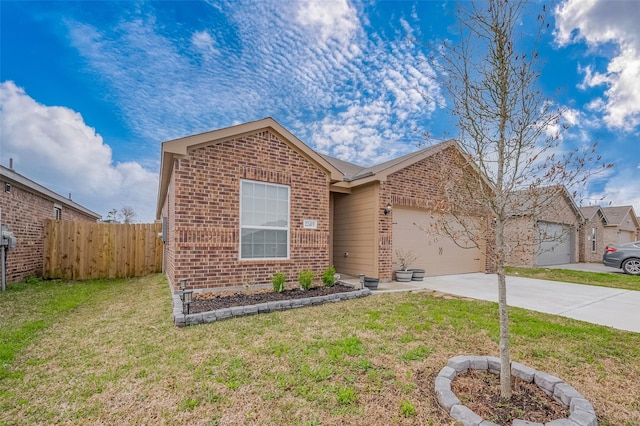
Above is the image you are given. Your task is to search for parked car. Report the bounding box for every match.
[603,241,640,275]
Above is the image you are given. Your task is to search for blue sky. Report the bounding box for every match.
[1,0,639,222]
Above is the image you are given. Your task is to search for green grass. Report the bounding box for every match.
[0,274,639,425]
[506,266,640,291]
[0,278,117,380]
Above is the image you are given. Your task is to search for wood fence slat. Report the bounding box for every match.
[42,221,163,280]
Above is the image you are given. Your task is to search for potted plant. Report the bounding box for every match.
[395,249,417,282]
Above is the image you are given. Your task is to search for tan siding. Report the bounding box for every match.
[332,183,378,277]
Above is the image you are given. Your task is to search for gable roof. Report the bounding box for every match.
[322,139,472,186]
[601,206,639,231]
[0,165,101,219]
[579,205,603,222]
[507,185,584,222]
[156,117,345,219]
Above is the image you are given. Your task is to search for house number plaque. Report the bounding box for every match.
[303,219,318,229]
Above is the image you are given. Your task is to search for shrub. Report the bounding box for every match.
[272,272,286,293]
[321,265,336,287]
[298,270,314,291]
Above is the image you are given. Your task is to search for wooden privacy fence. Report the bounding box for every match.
[43,220,163,280]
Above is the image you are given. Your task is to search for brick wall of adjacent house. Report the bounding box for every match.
[505,194,581,267]
[579,217,605,263]
[378,146,493,280]
[167,130,331,291]
[0,180,97,283]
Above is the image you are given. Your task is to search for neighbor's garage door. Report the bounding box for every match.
[536,222,573,266]
[392,208,485,276]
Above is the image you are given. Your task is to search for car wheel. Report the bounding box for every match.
[622,258,640,276]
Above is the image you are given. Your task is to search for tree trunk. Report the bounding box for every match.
[495,218,512,398]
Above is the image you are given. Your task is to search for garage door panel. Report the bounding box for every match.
[536,222,572,266]
[393,208,485,276]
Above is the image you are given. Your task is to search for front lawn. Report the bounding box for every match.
[1,275,638,425]
[506,266,640,291]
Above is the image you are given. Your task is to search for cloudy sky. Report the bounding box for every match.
[1,0,638,222]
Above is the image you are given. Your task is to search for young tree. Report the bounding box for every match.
[102,206,137,224]
[119,206,137,224]
[103,208,119,223]
[429,0,611,398]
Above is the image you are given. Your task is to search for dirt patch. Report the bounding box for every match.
[451,370,570,424]
[189,284,359,313]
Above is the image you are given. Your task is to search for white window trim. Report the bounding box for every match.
[239,179,290,261]
[591,228,597,253]
[54,204,62,220]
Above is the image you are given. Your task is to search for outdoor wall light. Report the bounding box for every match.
[182,290,193,315]
[384,203,392,215]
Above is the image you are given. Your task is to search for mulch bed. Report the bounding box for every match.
[189,284,359,314]
[451,370,570,424]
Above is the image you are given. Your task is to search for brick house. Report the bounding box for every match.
[156,118,493,291]
[504,186,583,267]
[0,164,101,283]
[579,205,639,263]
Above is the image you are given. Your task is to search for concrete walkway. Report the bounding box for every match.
[349,273,640,333]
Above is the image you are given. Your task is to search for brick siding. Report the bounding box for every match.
[0,180,97,283]
[163,130,331,291]
[378,146,493,280]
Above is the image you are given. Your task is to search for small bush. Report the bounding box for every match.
[272,272,286,293]
[298,270,314,291]
[400,399,415,417]
[322,265,336,287]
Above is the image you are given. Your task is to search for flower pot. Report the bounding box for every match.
[395,270,413,282]
[410,269,425,281]
[363,277,379,290]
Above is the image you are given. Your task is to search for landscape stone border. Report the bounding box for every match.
[172,287,371,327]
[435,355,597,426]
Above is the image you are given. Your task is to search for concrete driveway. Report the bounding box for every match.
[376,273,640,333]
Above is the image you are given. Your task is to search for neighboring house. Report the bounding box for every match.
[156,118,493,291]
[504,186,583,267]
[600,206,639,245]
[0,164,101,283]
[578,205,606,263]
[579,205,639,263]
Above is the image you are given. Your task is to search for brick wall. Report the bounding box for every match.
[0,180,97,283]
[166,130,331,291]
[378,146,492,280]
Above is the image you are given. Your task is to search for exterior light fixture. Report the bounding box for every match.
[182,289,193,315]
[384,203,392,215]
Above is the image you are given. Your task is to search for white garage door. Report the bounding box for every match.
[536,222,573,266]
[392,208,485,276]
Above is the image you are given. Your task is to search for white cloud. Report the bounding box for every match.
[586,166,640,215]
[61,1,442,166]
[0,81,158,222]
[554,0,640,130]
[191,30,218,56]
[295,0,359,47]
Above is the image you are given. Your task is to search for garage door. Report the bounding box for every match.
[392,208,485,276]
[536,222,573,266]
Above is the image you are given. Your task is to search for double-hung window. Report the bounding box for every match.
[591,228,597,252]
[240,180,289,260]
